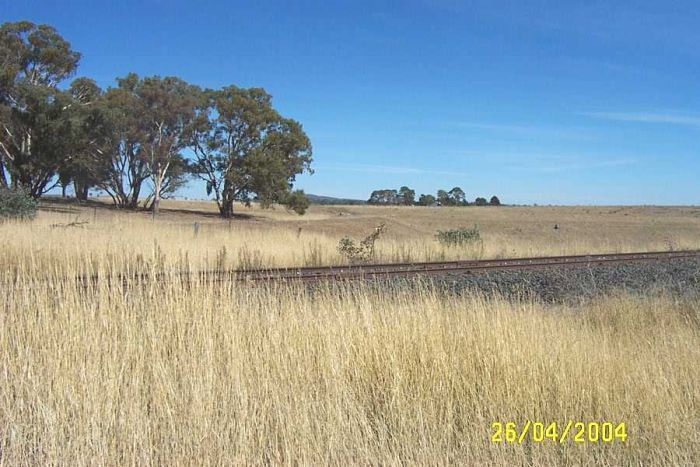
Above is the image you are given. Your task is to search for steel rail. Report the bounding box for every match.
[234,250,700,282]
[5,250,698,288]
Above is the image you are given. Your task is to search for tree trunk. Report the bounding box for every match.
[219,182,235,218]
[0,161,7,188]
[219,200,234,218]
[30,182,43,199]
[74,180,89,201]
[127,183,142,209]
[152,172,162,214]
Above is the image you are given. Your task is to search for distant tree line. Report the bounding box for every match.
[368,186,501,207]
[367,186,416,206]
[0,21,313,218]
[306,194,366,205]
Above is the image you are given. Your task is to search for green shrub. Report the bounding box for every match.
[436,226,481,246]
[282,190,310,215]
[0,187,38,219]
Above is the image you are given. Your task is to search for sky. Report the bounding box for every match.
[3,0,699,205]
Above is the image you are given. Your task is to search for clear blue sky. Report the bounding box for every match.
[3,0,699,204]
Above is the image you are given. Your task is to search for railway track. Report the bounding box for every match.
[230,250,700,283]
[7,250,698,289]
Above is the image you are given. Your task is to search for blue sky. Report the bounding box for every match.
[3,0,699,204]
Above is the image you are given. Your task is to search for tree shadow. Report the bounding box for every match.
[38,204,82,214]
[158,207,255,220]
[38,197,257,221]
[39,197,115,213]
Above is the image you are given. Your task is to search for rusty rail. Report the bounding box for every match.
[232,250,700,283]
[5,250,698,289]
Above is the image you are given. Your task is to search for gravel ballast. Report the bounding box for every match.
[322,258,700,304]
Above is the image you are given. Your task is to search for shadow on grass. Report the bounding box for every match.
[158,207,255,220]
[38,196,256,221]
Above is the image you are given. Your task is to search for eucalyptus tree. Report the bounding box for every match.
[97,77,150,208]
[437,189,450,206]
[98,74,198,210]
[189,86,312,218]
[135,75,199,213]
[448,186,466,205]
[0,21,81,196]
[368,189,399,205]
[398,186,415,205]
[57,77,113,200]
[417,193,436,206]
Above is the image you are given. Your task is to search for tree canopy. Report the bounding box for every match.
[0,21,82,196]
[368,189,399,205]
[398,186,415,205]
[417,193,436,206]
[189,86,312,218]
[369,186,502,207]
[0,20,313,217]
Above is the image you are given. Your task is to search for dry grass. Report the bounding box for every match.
[1,278,698,465]
[3,198,699,280]
[1,199,699,464]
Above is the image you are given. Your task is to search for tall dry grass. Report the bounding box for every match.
[3,206,700,281]
[1,275,699,465]
[2,205,699,464]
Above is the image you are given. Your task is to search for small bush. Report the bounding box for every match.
[283,190,310,215]
[0,187,38,219]
[436,226,481,246]
[338,224,386,264]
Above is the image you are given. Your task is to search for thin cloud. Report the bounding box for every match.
[449,122,590,140]
[314,162,471,178]
[583,111,700,127]
[316,156,637,177]
[507,157,637,173]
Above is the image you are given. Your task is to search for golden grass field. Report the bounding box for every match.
[1,198,699,465]
[4,198,700,278]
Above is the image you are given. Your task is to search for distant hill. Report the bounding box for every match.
[306,193,366,205]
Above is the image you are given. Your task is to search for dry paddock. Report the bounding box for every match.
[1,199,699,464]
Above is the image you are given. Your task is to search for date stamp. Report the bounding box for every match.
[491,421,627,444]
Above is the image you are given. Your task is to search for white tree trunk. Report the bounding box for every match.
[152,170,162,214]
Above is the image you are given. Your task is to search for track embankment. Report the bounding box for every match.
[235,250,700,283]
